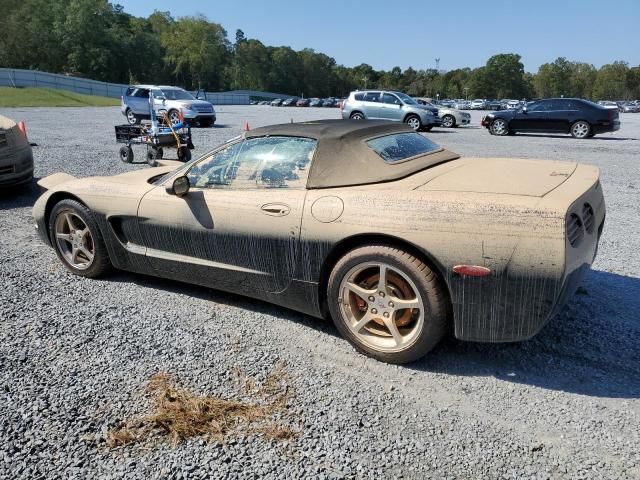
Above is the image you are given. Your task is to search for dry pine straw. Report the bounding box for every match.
[106,363,296,447]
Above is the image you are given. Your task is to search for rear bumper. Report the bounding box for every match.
[0,146,34,186]
[593,121,620,134]
[452,166,604,343]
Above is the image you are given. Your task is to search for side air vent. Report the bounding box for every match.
[566,213,584,247]
[582,203,595,233]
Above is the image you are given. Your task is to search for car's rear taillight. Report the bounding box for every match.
[609,109,615,121]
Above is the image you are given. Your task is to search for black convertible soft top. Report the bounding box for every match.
[245,119,460,188]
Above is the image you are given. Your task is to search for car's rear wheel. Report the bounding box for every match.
[125,109,138,125]
[327,245,447,364]
[49,199,111,278]
[350,112,364,120]
[405,114,422,131]
[442,114,456,128]
[489,118,509,136]
[571,120,591,139]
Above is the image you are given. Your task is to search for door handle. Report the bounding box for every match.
[260,203,290,216]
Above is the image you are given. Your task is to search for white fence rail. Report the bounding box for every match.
[0,68,250,105]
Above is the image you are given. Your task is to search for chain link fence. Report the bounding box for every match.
[0,68,250,105]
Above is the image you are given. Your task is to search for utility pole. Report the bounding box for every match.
[435,58,440,71]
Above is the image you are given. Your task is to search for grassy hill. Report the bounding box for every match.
[0,87,120,107]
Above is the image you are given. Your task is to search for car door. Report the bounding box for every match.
[510,100,549,131]
[546,99,576,133]
[380,92,404,121]
[130,88,150,115]
[137,136,316,294]
[361,91,383,119]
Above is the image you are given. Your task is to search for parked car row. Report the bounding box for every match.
[255,97,346,108]
[414,98,471,127]
[481,98,620,139]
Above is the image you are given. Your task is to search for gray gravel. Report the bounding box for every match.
[1,106,639,479]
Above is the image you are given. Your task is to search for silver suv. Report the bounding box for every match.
[341,90,441,131]
[121,85,216,127]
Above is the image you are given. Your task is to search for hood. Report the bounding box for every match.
[37,165,178,191]
[413,104,438,114]
[419,158,577,197]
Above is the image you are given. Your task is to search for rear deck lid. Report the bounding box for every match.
[419,158,577,197]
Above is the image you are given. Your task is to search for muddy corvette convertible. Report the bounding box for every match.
[33,120,605,363]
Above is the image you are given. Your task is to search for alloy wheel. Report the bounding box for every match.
[491,119,507,135]
[338,262,424,353]
[406,117,421,131]
[54,211,95,270]
[572,121,590,138]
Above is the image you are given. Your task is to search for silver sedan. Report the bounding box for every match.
[414,99,471,128]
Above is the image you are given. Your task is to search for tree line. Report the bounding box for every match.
[1,0,639,100]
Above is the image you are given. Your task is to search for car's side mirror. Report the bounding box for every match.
[166,175,190,197]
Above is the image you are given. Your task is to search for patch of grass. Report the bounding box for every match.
[107,363,297,448]
[0,87,119,107]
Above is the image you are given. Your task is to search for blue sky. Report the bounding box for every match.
[116,0,640,72]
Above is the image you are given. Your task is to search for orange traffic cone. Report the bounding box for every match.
[243,121,250,131]
[17,121,27,139]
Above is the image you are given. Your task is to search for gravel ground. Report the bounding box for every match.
[1,106,639,479]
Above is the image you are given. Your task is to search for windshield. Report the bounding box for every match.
[395,92,417,105]
[160,89,195,101]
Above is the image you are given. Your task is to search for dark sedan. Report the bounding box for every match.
[282,98,298,107]
[481,98,620,138]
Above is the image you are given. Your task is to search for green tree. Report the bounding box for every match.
[161,15,230,90]
[592,61,630,99]
[484,53,529,98]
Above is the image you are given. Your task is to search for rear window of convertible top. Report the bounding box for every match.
[366,132,441,163]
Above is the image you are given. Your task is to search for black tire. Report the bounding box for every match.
[423,125,433,132]
[489,118,509,136]
[349,112,364,120]
[405,114,422,131]
[177,146,191,162]
[48,199,111,278]
[570,120,591,139]
[442,114,456,128]
[146,148,162,167]
[119,146,133,163]
[125,109,139,125]
[327,245,448,364]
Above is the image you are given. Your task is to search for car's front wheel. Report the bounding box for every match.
[49,199,111,278]
[442,114,456,128]
[571,120,591,139]
[125,109,138,125]
[489,118,509,136]
[327,245,447,364]
[405,114,422,131]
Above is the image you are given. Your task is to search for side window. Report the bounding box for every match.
[354,93,364,101]
[363,92,381,102]
[125,87,134,97]
[134,88,150,98]
[152,90,164,99]
[527,101,549,112]
[550,100,570,110]
[187,137,317,189]
[187,141,244,188]
[382,93,401,105]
